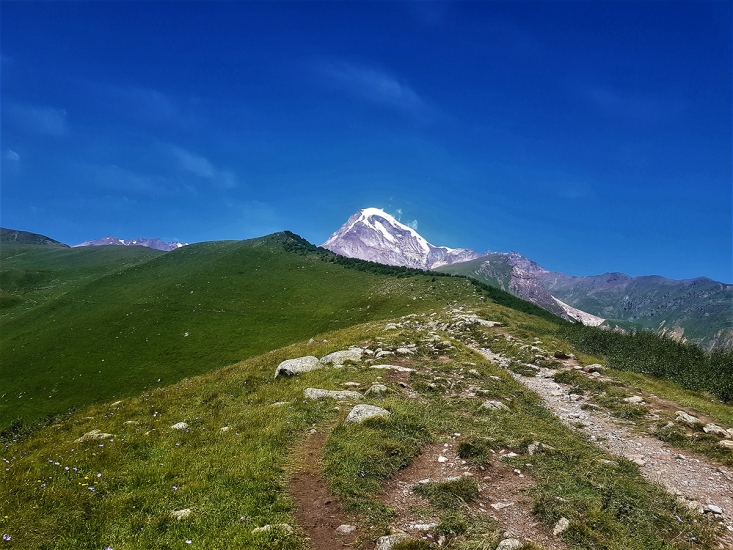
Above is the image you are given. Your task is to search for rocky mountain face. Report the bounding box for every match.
[74,236,187,252]
[439,254,733,351]
[0,228,69,247]
[321,208,483,270]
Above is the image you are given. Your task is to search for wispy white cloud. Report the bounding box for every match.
[6,102,68,136]
[317,61,425,112]
[82,164,174,196]
[170,146,237,189]
[393,208,403,221]
[407,219,419,230]
[577,83,685,123]
[5,150,20,161]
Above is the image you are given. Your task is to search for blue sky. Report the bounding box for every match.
[2,1,731,282]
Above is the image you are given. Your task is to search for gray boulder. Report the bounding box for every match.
[345,404,390,424]
[304,388,364,400]
[481,400,509,411]
[275,356,321,377]
[365,384,389,396]
[320,349,363,366]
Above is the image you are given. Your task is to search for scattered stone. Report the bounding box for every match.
[171,422,189,430]
[320,349,363,366]
[584,364,605,374]
[490,502,514,510]
[74,429,113,443]
[170,508,192,521]
[554,352,571,359]
[275,356,321,377]
[375,532,409,550]
[376,350,394,358]
[370,364,414,372]
[395,347,415,355]
[345,404,390,424]
[627,454,646,467]
[384,323,400,330]
[220,426,230,432]
[702,504,723,515]
[496,538,522,550]
[675,411,701,426]
[270,401,290,407]
[335,524,356,535]
[527,441,555,455]
[623,396,644,404]
[703,423,731,437]
[252,523,294,535]
[437,455,448,463]
[553,517,570,536]
[409,522,438,531]
[110,400,123,407]
[719,440,733,449]
[365,384,389,396]
[304,388,363,400]
[481,400,509,411]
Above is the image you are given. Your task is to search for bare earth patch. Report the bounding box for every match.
[289,431,361,549]
[381,441,567,549]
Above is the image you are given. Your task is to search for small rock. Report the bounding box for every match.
[320,349,363,366]
[409,522,438,531]
[252,523,294,535]
[375,532,409,550]
[304,388,363,400]
[675,411,701,426]
[703,504,723,515]
[345,404,390,424]
[437,455,448,463]
[496,538,522,550]
[719,440,733,449]
[375,350,394,358]
[275,356,321,377]
[584,364,605,374]
[703,423,731,437]
[335,524,356,535]
[74,429,113,443]
[370,364,414,372]
[171,422,189,430]
[384,323,400,330]
[170,508,192,521]
[481,400,509,411]
[395,347,415,355]
[490,502,514,510]
[220,426,230,432]
[342,381,361,387]
[623,396,644,404]
[553,517,570,536]
[110,400,123,407]
[527,441,555,455]
[365,384,389,396]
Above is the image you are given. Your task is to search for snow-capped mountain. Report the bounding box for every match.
[321,208,483,270]
[74,236,187,252]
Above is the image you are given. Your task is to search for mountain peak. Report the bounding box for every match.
[322,208,483,270]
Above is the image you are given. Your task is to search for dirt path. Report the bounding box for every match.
[289,431,362,549]
[477,348,733,548]
[381,440,568,549]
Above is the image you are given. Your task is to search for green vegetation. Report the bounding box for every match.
[558,323,733,402]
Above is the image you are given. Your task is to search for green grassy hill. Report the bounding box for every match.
[0,244,165,314]
[0,233,502,429]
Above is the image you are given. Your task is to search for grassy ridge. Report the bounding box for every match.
[0,233,492,428]
[558,323,733,402]
[0,244,164,314]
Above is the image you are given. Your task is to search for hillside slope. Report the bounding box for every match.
[0,228,68,247]
[0,232,508,428]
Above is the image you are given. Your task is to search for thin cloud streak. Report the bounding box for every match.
[5,102,68,136]
[317,61,425,112]
[170,146,237,189]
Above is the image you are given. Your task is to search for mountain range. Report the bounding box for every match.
[74,236,187,251]
[323,208,732,350]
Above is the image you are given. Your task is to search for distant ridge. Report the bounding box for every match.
[0,228,69,247]
[74,236,187,252]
